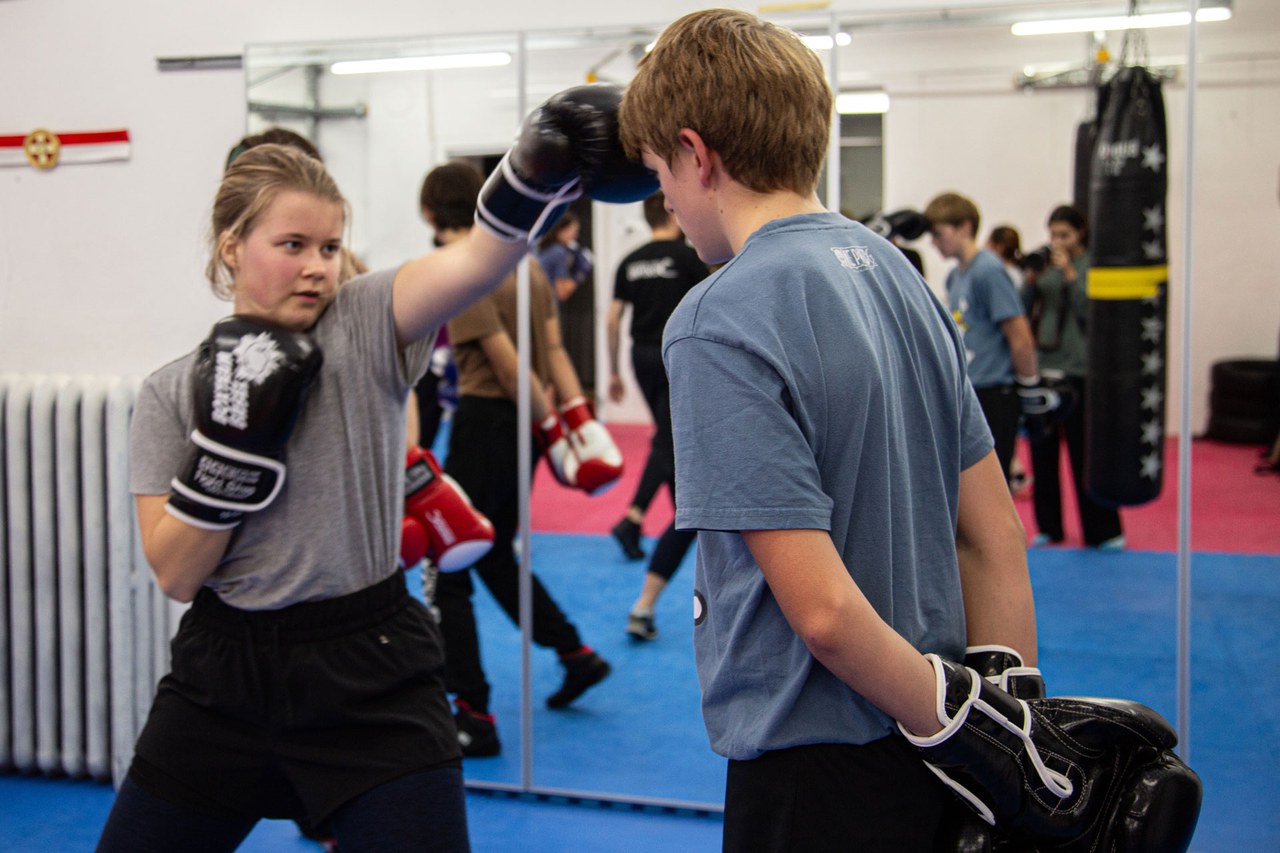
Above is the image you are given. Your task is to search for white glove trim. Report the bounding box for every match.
[899,655,1074,800]
[170,430,286,512]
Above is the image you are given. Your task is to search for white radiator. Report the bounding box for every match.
[2,374,174,784]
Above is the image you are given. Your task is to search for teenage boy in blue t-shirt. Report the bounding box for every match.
[925,191,1046,480]
[618,10,1034,852]
[617,9,1197,853]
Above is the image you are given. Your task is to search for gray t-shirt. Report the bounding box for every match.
[663,212,992,761]
[945,248,1025,388]
[130,269,434,609]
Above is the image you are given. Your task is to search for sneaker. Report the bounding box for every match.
[611,518,645,561]
[1097,535,1127,551]
[1008,471,1033,499]
[1030,533,1063,547]
[296,821,338,852]
[454,700,501,757]
[626,610,658,641]
[546,648,611,709]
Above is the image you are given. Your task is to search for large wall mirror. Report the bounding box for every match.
[244,4,1277,835]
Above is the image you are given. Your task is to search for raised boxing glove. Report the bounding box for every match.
[902,655,1202,853]
[559,397,624,494]
[476,82,658,244]
[167,315,323,530]
[404,447,495,572]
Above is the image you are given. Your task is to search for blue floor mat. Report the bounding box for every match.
[2,543,1275,851]
[444,539,1280,851]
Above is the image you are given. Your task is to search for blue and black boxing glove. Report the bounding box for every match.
[476,82,658,245]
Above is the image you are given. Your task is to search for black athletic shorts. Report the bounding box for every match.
[723,735,949,852]
[129,569,461,828]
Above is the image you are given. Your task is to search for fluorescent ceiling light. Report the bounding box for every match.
[837,91,890,114]
[801,32,852,50]
[1012,7,1231,36]
[330,52,511,74]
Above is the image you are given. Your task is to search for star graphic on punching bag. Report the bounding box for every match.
[1141,420,1163,446]
[1142,205,1164,232]
[1141,350,1163,376]
[1140,452,1162,480]
[1141,143,1165,172]
[1141,316,1164,343]
[1141,385,1164,412]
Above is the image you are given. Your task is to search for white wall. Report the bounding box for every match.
[2,0,1277,435]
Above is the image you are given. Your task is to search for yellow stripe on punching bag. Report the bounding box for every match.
[1087,266,1167,301]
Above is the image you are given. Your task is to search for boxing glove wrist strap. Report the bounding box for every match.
[475,154,583,245]
[168,430,286,529]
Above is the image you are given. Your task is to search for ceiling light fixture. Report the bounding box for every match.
[1012,6,1231,36]
[836,91,890,115]
[801,32,852,51]
[330,52,512,75]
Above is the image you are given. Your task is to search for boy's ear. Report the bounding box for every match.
[677,128,716,187]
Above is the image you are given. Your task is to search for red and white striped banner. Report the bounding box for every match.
[0,129,131,170]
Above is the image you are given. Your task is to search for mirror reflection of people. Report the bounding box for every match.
[535,211,593,304]
[618,12,1036,849]
[421,161,614,758]
[97,76,652,851]
[985,224,1033,498]
[926,192,1051,490]
[605,190,709,639]
[1024,205,1125,549]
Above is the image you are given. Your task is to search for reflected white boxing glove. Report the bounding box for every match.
[559,397,623,494]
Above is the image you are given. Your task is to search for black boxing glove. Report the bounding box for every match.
[1015,374,1062,418]
[166,315,323,530]
[902,655,1201,853]
[868,208,930,242]
[476,82,658,244]
[962,644,1045,700]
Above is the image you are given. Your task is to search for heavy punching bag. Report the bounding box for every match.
[1085,65,1168,507]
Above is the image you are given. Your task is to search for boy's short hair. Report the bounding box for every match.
[420,160,484,231]
[924,192,981,235]
[619,9,832,196]
[226,127,321,171]
[642,191,670,230]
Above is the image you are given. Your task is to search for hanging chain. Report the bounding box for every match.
[1120,0,1151,67]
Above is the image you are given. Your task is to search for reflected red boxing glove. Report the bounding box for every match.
[403,447,495,572]
[559,396,623,494]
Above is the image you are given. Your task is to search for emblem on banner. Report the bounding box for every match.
[1,128,131,169]
[23,129,61,170]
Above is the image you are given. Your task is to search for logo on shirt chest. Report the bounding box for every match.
[830,246,877,272]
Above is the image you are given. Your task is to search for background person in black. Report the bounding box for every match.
[606,191,709,639]
[1024,204,1124,549]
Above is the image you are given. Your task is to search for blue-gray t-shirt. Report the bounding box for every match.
[945,248,1025,388]
[663,212,992,761]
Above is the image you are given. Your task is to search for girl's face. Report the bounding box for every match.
[1049,221,1084,256]
[222,189,344,332]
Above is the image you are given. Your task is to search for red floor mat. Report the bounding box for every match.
[531,425,1280,555]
